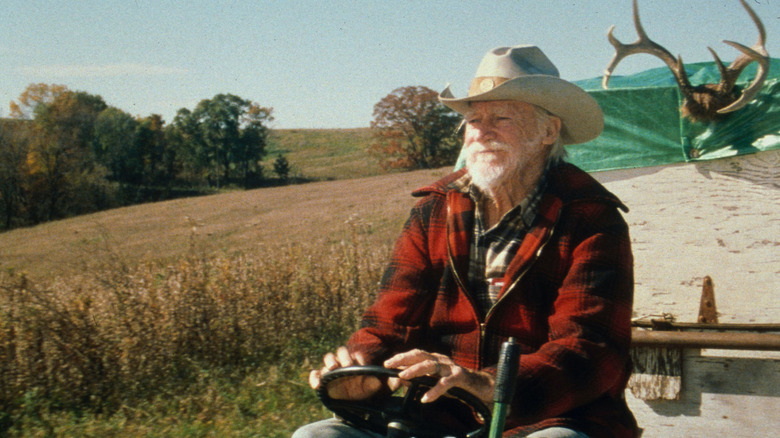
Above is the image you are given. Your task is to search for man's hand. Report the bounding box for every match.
[309,346,384,400]
[384,349,495,405]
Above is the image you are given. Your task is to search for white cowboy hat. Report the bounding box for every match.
[439,45,603,145]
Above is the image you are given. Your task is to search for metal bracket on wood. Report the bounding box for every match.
[698,275,718,323]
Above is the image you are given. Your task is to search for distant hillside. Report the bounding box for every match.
[0,166,452,281]
[263,128,386,181]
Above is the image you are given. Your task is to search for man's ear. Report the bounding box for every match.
[544,117,562,145]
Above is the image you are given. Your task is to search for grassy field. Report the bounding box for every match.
[0,150,453,436]
[263,128,386,181]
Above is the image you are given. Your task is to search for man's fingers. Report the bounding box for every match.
[310,347,394,401]
[354,350,369,366]
[384,349,427,369]
[324,346,356,371]
[315,348,494,405]
[309,369,322,389]
[421,380,451,403]
[336,346,355,367]
[421,372,462,403]
[396,359,440,380]
[323,352,339,370]
[388,377,404,391]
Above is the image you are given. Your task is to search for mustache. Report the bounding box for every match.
[469,141,513,153]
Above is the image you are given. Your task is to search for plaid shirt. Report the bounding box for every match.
[453,173,547,317]
[348,163,637,438]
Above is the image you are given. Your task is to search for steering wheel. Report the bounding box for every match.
[317,365,491,438]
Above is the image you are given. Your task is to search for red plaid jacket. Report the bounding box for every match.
[348,163,638,438]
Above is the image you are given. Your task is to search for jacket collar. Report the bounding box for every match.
[545,163,628,213]
[412,168,468,198]
[413,163,627,213]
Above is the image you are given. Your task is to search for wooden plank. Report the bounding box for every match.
[631,329,780,350]
[629,347,682,400]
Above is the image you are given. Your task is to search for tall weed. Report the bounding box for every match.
[0,218,390,434]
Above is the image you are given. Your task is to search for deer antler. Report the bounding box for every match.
[715,0,769,114]
[603,0,693,94]
[603,0,770,122]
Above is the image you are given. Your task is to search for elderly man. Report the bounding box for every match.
[294,45,638,438]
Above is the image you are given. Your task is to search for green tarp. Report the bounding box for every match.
[456,59,780,172]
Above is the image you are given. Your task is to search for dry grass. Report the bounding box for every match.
[0,165,454,436]
[0,233,384,424]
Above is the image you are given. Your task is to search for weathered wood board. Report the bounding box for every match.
[593,149,780,437]
[625,349,780,437]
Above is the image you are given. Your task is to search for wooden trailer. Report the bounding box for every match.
[595,150,779,437]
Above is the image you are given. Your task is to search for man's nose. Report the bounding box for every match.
[474,121,497,142]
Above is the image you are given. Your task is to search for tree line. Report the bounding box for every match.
[0,83,461,231]
[0,84,277,230]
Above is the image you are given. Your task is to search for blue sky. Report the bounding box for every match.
[1,0,778,129]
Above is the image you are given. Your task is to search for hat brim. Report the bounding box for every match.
[439,75,603,145]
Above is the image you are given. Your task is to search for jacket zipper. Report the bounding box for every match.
[478,209,561,368]
[447,242,481,324]
[445,208,485,366]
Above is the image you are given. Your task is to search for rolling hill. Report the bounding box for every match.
[0,162,452,281]
[264,128,384,181]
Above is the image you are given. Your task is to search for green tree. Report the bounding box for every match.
[236,103,273,187]
[135,114,175,195]
[94,111,177,202]
[369,85,461,170]
[169,107,206,186]
[273,154,291,183]
[193,94,241,187]
[93,107,140,184]
[173,94,273,188]
[0,120,30,229]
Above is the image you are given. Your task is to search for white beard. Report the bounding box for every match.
[466,141,522,192]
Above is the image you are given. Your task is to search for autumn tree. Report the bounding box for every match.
[369,85,461,170]
[3,84,276,227]
[26,90,110,220]
[9,83,69,119]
